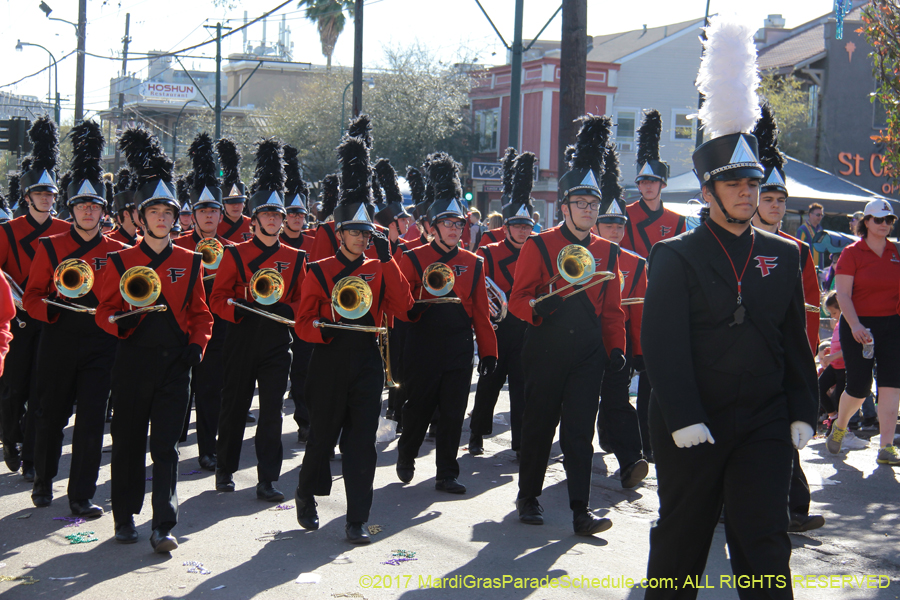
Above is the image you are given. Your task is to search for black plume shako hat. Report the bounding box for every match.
[67,120,106,206]
[247,138,286,217]
[189,132,223,210]
[500,147,518,204]
[113,168,135,213]
[333,136,375,232]
[502,151,535,226]
[20,116,59,196]
[8,173,24,218]
[318,174,339,220]
[599,142,627,224]
[283,144,309,215]
[558,115,610,203]
[176,175,192,214]
[56,171,72,220]
[406,166,427,222]
[216,137,246,203]
[635,109,669,183]
[426,152,466,223]
[0,187,10,223]
[752,103,787,196]
[119,126,178,212]
[374,158,411,227]
[691,17,764,186]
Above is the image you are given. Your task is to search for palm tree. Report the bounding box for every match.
[298,0,356,70]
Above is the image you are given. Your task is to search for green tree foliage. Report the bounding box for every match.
[861,0,900,181]
[298,0,356,70]
[757,73,815,163]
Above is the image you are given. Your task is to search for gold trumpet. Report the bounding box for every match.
[485,276,507,329]
[44,258,96,314]
[415,262,462,305]
[108,266,168,323]
[196,237,224,282]
[621,297,644,306]
[379,314,399,388]
[529,244,615,307]
[805,303,821,313]
[227,268,295,326]
[4,272,27,328]
[313,276,386,334]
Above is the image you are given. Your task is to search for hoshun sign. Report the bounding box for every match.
[836,150,900,197]
[139,82,197,101]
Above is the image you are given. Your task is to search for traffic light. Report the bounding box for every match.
[464,191,473,202]
[0,118,32,156]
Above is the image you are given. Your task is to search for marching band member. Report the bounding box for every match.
[216,137,253,243]
[641,19,817,597]
[0,117,70,479]
[176,175,194,235]
[468,151,534,458]
[509,115,626,535]
[24,120,128,514]
[400,166,431,251]
[108,168,141,246]
[210,139,305,502]
[592,141,649,488]
[395,153,497,494]
[480,147,517,246]
[294,135,413,543]
[173,132,233,472]
[97,126,213,552]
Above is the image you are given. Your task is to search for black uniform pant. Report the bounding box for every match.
[597,347,643,470]
[33,325,116,500]
[217,318,291,483]
[386,321,409,425]
[469,317,526,450]
[188,317,226,457]
[637,371,652,458]
[290,330,314,430]
[518,318,606,509]
[646,401,794,600]
[296,339,383,522]
[788,449,810,517]
[111,342,191,531]
[0,313,41,466]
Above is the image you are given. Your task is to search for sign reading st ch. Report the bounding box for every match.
[139,82,197,101]
[837,151,900,196]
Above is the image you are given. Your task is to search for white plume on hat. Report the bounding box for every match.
[696,16,761,139]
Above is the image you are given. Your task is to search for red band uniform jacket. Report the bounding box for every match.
[173,230,234,298]
[481,227,506,245]
[622,200,687,259]
[0,214,71,307]
[618,248,648,357]
[778,231,820,353]
[309,221,383,263]
[279,230,316,252]
[95,240,213,352]
[217,214,253,244]
[108,228,139,247]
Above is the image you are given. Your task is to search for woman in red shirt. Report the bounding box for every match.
[826,200,900,465]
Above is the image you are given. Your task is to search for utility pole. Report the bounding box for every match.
[75,0,87,122]
[205,22,232,140]
[113,13,130,172]
[351,0,363,119]
[507,0,524,149]
[557,0,587,181]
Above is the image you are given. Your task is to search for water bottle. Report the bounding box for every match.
[862,328,874,360]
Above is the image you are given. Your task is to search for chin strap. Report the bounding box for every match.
[283,220,300,234]
[140,215,171,240]
[28,195,52,214]
[259,222,282,238]
[754,209,777,228]
[709,186,751,225]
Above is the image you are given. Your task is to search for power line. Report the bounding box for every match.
[0,51,77,89]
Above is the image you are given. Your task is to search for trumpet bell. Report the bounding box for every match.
[332,276,374,320]
[557,244,596,284]
[422,262,455,297]
[250,268,285,306]
[54,258,94,299]
[196,237,224,270]
[120,266,162,308]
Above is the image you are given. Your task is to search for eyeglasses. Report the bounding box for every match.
[343,229,373,238]
[870,216,896,225]
[569,200,601,211]
[438,220,465,230]
[73,203,103,213]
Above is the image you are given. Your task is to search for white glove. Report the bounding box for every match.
[671,423,715,448]
[790,421,814,450]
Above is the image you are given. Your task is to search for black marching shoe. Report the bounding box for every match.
[198,454,217,472]
[22,462,35,482]
[115,517,138,544]
[150,527,178,553]
[788,513,825,533]
[468,434,484,456]
[516,497,544,525]
[31,482,53,508]
[3,443,20,472]
[296,424,310,443]
[435,478,466,494]
[215,469,235,492]
[620,459,649,489]
[396,458,414,484]
[295,491,319,530]
[573,509,613,536]
[256,481,285,502]
[70,499,104,518]
[345,522,371,544]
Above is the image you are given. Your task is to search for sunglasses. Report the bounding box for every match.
[870,216,896,225]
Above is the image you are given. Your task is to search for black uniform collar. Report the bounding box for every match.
[560,222,591,248]
[139,238,173,268]
[119,228,137,246]
[430,239,459,262]
[68,224,102,250]
[705,218,752,247]
[639,198,664,218]
[336,247,365,270]
[26,213,52,232]
[252,235,280,253]
[502,237,520,256]
[223,214,243,226]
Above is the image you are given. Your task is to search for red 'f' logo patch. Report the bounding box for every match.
[755,256,778,277]
[660,225,672,237]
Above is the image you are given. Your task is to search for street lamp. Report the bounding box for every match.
[39,1,84,123]
[39,2,77,31]
[16,39,60,123]
[172,99,200,165]
[340,77,375,137]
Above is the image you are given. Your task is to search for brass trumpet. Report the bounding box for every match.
[44,258,96,314]
[227,268,295,326]
[313,276,386,334]
[485,276,507,329]
[415,262,462,305]
[108,266,168,323]
[379,315,399,388]
[621,297,644,306]
[4,272,27,328]
[196,237,224,282]
[529,244,615,307]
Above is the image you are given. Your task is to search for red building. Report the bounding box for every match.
[469,56,618,228]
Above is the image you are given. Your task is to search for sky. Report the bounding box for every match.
[0,0,841,121]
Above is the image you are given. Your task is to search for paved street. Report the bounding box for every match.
[1,381,898,599]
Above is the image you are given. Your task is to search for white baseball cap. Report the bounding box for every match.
[863,199,895,218]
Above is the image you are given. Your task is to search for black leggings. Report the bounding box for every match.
[817,365,845,415]
[840,314,900,398]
